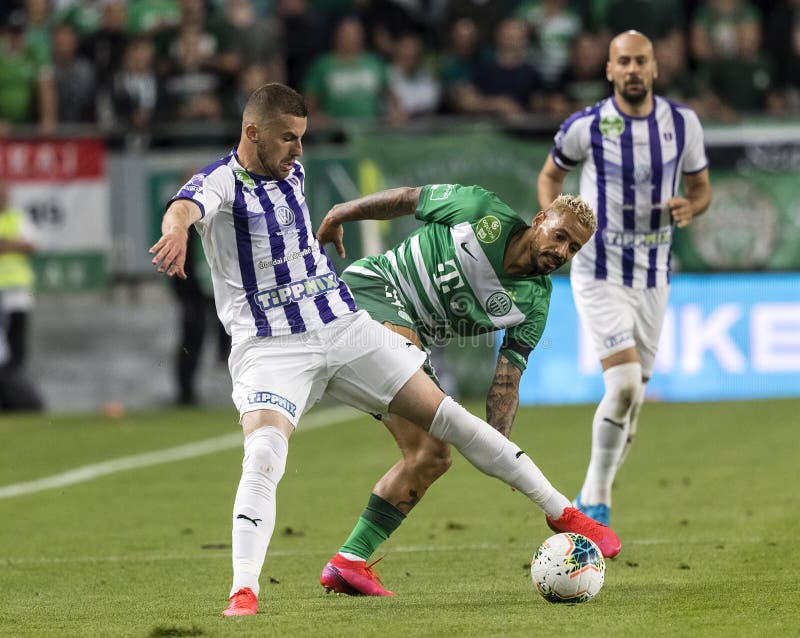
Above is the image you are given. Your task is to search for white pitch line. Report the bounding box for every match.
[0,406,359,500]
[0,544,502,566]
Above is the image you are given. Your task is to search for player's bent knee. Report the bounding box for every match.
[242,428,289,484]
[602,362,642,420]
[613,384,637,414]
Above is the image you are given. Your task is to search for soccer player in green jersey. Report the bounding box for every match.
[316,183,596,595]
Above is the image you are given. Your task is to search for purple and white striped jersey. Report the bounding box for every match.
[551,96,708,288]
[171,150,356,342]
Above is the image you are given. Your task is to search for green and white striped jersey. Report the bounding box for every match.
[345,184,552,366]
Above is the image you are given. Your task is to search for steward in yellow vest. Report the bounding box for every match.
[0,206,36,293]
[0,180,38,386]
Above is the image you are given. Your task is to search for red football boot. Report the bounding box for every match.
[546,506,622,558]
[320,554,395,596]
[221,587,258,616]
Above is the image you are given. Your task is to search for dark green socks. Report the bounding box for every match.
[339,494,407,560]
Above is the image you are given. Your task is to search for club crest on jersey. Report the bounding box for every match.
[255,273,339,310]
[234,169,256,189]
[275,205,295,226]
[599,115,624,139]
[476,216,502,243]
[486,291,512,316]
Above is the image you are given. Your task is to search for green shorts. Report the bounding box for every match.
[342,269,440,387]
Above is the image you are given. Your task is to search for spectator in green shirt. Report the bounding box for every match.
[303,16,405,126]
[22,0,55,64]
[691,0,770,119]
[514,0,583,89]
[0,12,56,133]
[438,17,484,114]
[126,0,180,36]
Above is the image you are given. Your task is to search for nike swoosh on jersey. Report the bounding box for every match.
[460,242,478,261]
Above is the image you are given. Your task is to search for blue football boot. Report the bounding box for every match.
[574,493,610,526]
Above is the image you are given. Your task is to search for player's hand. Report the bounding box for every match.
[316,211,346,258]
[667,196,695,228]
[149,228,189,279]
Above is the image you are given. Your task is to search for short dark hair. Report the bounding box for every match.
[244,83,307,121]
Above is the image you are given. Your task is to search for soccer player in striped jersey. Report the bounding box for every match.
[315,184,597,596]
[537,31,712,526]
[151,83,620,616]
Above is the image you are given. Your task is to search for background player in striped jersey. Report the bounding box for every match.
[537,31,712,526]
[316,184,596,596]
[149,83,620,616]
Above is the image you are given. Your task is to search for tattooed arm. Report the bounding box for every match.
[316,186,422,257]
[486,354,523,438]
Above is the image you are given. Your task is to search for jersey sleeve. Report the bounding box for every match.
[415,184,500,227]
[499,292,551,371]
[679,108,709,175]
[169,163,233,222]
[550,108,592,172]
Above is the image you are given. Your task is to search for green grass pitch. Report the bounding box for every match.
[0,399,797,637]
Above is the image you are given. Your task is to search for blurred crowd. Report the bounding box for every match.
[1,0,798,140]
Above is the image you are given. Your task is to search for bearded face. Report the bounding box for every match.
[606,33,658,108]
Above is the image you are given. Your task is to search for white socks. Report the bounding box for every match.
[580,362,642,506]
[428,396,570,519]
[616,380,647,471]
[230,427,288,597]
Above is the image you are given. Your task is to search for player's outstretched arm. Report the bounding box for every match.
[536,155,568,211]
[316,186,422,258]
[149,199,202,279]
[486,354,523,438]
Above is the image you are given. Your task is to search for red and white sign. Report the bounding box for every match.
[0,139,105,181]
[2,139,110,253]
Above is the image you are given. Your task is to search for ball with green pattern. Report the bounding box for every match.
[530,532,606,603]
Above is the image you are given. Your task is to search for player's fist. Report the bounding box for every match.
[149,227,189,279]
[316,211,346,258]
[667,196,695,228]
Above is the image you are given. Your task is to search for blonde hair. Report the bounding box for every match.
[548,193,597,233]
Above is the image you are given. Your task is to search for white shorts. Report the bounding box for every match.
[571,276,670,377]
[229,310,427,426]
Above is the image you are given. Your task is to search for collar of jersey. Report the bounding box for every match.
[231,147,288,183]
[610,96,656,122]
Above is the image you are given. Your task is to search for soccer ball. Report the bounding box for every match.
[530,532,606,603]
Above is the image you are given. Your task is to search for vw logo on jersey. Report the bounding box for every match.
[486,291,512,317]
[275,205,295,226]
